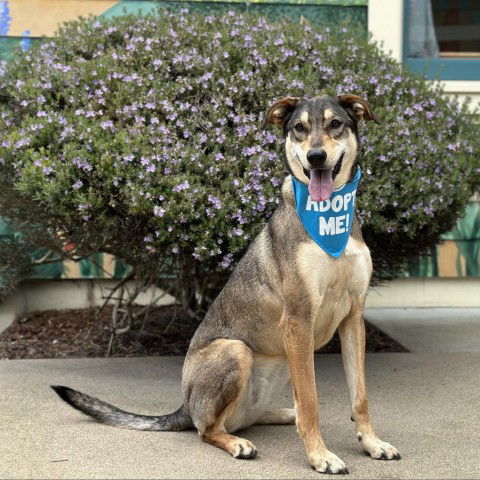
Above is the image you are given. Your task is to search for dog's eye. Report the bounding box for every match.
[294,123,305,133]
[330,120,343,129]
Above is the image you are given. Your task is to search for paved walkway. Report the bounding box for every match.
[1,354,479,479]
[365,308,480,352]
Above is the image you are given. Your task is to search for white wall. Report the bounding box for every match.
[368,0,404,62]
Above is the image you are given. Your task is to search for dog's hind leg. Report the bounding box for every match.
[183,339,258,459]
[202,429,258,459]
[338,304,401,461]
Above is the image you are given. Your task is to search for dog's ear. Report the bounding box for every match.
[338,94,381,125]
[262,97,300,130]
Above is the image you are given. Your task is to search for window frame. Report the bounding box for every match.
[402,0,480,80]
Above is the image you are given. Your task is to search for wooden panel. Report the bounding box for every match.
[7,0,117,37]
[437,241,465,277]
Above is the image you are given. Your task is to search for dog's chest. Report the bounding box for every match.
[296,236,372,348]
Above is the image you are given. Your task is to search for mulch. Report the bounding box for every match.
[0,305,407,360]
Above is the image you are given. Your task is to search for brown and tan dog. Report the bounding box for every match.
[52,94,400,475]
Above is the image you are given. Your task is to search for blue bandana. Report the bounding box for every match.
[291,168,361,258]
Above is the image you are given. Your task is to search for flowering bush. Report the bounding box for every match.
[0,10,478,309]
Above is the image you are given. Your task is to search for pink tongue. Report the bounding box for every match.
[308,169,333,202]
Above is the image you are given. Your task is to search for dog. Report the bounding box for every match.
[52,94,400,474]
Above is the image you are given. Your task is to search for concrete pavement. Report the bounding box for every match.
[1,354,480,479]
[365,308,480,352]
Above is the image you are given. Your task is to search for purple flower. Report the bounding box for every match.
[15,138,30,148]
[72,157,92,171]
[172,180,190,192]
[153,206,165,217]
[263,131,276,144]
[424,206,434,216]
[208,194,222,210]
[242,146,261,157]
[219,253,234,269]
[271,178,280,187]
[100,120,114,129]
[72,180,83,189]
[237,125,250,137]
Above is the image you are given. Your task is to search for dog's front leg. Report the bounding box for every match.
[282,315,348,475]
[338,304,401,461]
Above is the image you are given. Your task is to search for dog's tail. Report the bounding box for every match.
[51,385,193,431]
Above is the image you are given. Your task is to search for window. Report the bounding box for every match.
[404,0,480,80]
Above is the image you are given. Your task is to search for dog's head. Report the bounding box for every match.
[263,95,380,202]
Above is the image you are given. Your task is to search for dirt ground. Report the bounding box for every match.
[0,305,408,359]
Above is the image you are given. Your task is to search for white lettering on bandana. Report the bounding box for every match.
[291,167,361,258]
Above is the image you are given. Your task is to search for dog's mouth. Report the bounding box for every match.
[302,152,344,202]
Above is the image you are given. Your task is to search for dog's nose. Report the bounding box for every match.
[307,148,327,168]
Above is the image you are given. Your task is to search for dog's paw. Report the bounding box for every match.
[359,434,401,461]
[231,439,258,460]
[309,450,349,475]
